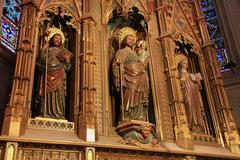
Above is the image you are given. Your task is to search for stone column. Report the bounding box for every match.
[1,0,39,136]
[215,0,240,135]
[195,0,240,154]
[214,0,240,65]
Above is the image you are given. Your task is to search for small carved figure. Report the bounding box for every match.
[121,123,159,147]
[178,59,205,132]
[135,40,149,65]
[37,27,72,119]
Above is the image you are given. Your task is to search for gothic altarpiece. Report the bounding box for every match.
[0,0,240,160]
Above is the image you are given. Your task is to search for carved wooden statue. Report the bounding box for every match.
[112,27,158,147]
[36,27,72,119]
[112,27,150,122]
[178,59,205,133]
[121,123,159,148]
[135,40,150,65]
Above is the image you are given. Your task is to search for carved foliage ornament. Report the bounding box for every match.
[39,6,77,29]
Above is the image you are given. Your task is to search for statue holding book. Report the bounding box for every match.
[178,59,205,132]
[36,27,72,119]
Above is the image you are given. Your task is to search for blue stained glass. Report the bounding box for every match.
[1,0,21,52]
[1,38,16,53]
[3,0,22,25]
[1,16,19,49]
[201,0,214,10]
[201,0,230,70]
[203,9,216,20]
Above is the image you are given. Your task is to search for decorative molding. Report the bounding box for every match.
[28,118,75,131]
[101,0,150,25]
[38,5,78,29]
[22,150,80,160]
[192,134,218,145]
[18,143,82,160]
[96,147,184,160]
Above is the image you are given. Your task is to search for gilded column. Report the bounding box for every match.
[85,147,95,160]
[1,0,39,136]
[3,142,18,160]
[156,0,193,149]
[147,2,174,142]
[78,0,97,141]
[148,6,175,142]
[195,0,240,153]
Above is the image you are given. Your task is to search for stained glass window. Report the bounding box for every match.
[0,0,22,52]
[200,0,230,70]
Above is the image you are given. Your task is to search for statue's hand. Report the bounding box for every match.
[116,54,125,64]
[180,80,184,87]
[116,86,120,92]
[143,102,148,107]
[42,42,49,51]
[62,52,71,63]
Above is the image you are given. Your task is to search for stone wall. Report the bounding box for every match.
[215,0,240,130]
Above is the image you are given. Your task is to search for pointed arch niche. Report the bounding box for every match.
[166,32,224,147]
[29,2,81,131]
[105,5,157,131]
[174,34,217,136]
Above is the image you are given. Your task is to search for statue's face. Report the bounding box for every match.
[53,34,62,47]
[126,35,134,47]
[182,60,189,69]
[140,126,152,139]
